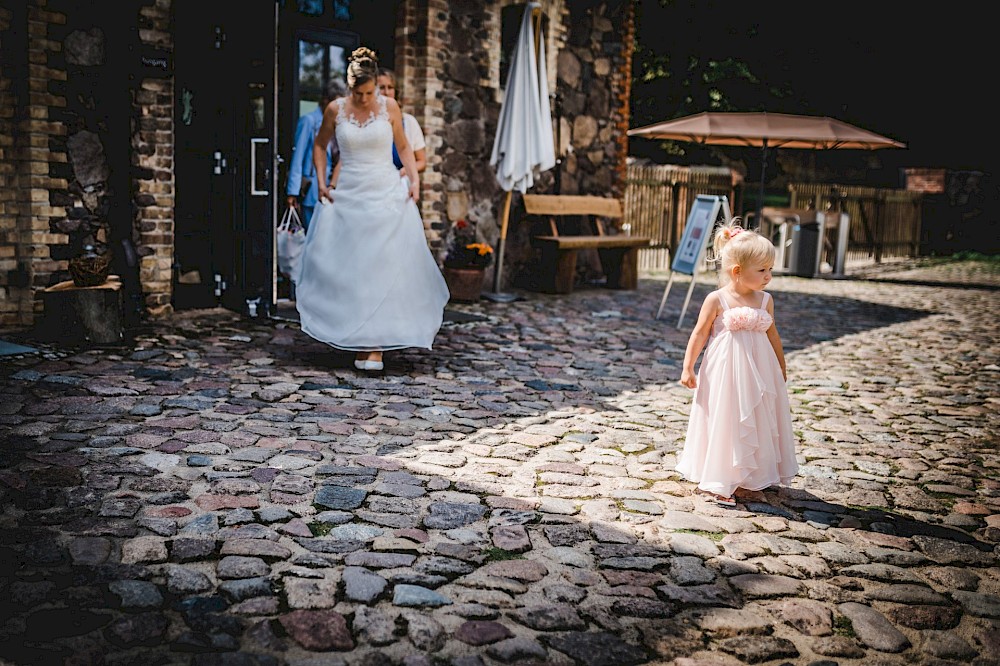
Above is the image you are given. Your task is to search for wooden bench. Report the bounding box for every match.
[527,194,651,294]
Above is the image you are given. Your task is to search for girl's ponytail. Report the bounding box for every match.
[712,218,746,265]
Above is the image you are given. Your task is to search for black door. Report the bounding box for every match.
[173,0,275,314]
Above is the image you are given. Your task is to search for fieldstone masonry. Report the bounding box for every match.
[0,0,170,325]
[1,0,633,324]
[395,0,633,288]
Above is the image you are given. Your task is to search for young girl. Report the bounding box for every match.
[675,220,798,507]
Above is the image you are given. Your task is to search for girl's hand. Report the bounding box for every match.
[408,180,420,202]
[680,369,697,389]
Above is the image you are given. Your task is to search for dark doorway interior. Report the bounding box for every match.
[172,0,399,314]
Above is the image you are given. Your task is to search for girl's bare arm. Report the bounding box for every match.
[765,296,787,380]
[680,292,720,389]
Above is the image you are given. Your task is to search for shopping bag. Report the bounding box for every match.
[277,206,306,281]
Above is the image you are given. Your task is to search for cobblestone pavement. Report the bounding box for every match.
[1,259,998,666]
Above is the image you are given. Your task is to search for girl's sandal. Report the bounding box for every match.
[714,495,737,508]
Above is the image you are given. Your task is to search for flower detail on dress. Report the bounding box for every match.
[723,306,773,332]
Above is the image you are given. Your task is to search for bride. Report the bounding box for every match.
[295,47,450,372]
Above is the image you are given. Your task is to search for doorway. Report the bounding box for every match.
[274,26,358,318]
[172,0,399,317]
[272,1,399,321]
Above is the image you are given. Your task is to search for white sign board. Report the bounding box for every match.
[655,195,732,328]
[672,195,723,275]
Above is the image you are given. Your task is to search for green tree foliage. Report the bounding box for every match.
[631,1,795,164]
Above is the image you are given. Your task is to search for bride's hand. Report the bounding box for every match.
[408,181,419,202]
[317,183,334,204]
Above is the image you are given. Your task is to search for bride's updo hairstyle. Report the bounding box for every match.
[346,47,379,89]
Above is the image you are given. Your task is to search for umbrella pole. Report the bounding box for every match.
[755,138,768,229]
[482,190,521,303]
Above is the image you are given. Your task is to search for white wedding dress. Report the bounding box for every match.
[295,95,449,351]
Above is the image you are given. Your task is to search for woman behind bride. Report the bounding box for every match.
[295,47,449,372]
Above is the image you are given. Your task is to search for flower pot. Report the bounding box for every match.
[68,252,112,287]
[443,267,486,303]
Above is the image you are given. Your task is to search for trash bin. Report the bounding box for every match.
[787,222,821,277]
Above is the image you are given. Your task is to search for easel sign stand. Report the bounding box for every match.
[655,194,732,329]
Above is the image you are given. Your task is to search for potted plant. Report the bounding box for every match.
[442,219,493,302]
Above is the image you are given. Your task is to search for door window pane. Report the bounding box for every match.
[297,0,323,16]
[298,41,347,116]
[332,1,351,20]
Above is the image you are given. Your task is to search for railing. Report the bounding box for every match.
[623,163,737,272]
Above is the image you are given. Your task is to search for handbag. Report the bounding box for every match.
[276,206,306,282]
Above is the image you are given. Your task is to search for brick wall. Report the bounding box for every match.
[0,0,174,328]
[1,0,635,327]
[396,0,449,255]
[904,168,946,194]
[134,0,173,316]
[0,4,26,327]
[0,0,71,328]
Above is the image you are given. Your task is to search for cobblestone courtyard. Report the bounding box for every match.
[1,258,998,665]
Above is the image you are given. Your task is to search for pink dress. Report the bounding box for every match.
[676,290,798,498]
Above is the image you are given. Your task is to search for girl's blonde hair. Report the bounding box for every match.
[711,218,776,285]
[347,47,379,89]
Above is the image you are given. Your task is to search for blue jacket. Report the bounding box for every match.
[287,107,337,208]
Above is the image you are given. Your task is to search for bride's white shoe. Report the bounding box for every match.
[354,356,383,372]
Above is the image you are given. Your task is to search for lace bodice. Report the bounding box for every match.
[335,95,395,170]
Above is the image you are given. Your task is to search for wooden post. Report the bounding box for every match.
[491,190,514,294]
[40,276,124,345]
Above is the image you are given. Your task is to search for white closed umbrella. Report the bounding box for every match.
[485,1,555,302]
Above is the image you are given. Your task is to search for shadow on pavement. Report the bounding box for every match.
[0,274,993,664]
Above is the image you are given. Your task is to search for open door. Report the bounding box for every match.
[273,18,359,319]
[272,1,404,320]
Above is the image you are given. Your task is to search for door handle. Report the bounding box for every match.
[251,138,269,196]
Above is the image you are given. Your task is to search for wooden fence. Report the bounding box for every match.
[788,184,923,266]
[624,163,923,273]
[623,164,737,272]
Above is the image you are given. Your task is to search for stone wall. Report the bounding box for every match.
[0,3,27,326]
[0,0,172,327]
[0,0,71,327]
[396,0,633,289]
[1,0,635,328]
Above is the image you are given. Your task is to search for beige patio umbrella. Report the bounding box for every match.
[628,111,905,222]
